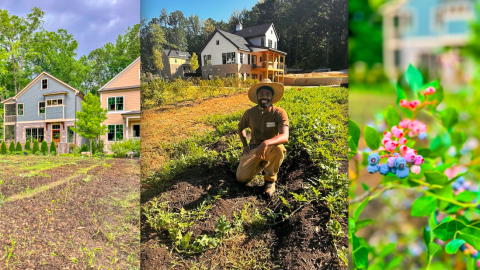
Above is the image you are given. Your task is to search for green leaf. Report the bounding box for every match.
[362,152,369,167]
[424,171,449,186]
[423,226,431,246]
[417,148,431,158]
[356,219,374,231]
[451,131,467,151]
[445,239,466,254]
[364,126,381,150]
[427,242,442,263]
[456,191,477,202]
[405,64,424,92]
[349,136,358,160]
[353,235,369,269]
[432,184,453,211]
[411,196,437,217]
[386,106,400,127]
[361,183,370,191]
[349,120,361,148]
[433,219,467,241]
[395,83,407,105]
[386,257,402,270]
[353,197,370,222]
[458,224,480,250]
[349,217,356,235]
[378,243,396,258]
[441,107,459,130]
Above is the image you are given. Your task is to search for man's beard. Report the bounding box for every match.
[258,98,272,108]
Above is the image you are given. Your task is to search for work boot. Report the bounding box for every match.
[264,181,275,196]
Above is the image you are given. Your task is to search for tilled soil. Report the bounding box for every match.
[141,149,348,269]
[0,157,140,269]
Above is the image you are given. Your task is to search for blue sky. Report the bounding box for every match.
[141,0,259,23]
[0,0,140,57]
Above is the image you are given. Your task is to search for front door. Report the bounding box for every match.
[133,124,140,138]
[52,124,61,143]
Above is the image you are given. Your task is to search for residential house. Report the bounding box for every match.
[200,23,286,83]
[2,72,86,153]
[381,0,476,85]
[162,49,191,79]
[98,57,140,153]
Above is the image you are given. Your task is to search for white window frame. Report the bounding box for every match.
[107,124,124,142]
[67,126,75,143]
[46,98,64,107]
[132,124,140,138]
[38,101,46,115]
[17,103,24,117]
[240,53,244,64]
[268,40,272,48]
[203,55,212,66]
[216,40,219,45]
[41,78,48,90]
[107,96,125,111]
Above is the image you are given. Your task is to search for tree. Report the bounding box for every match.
[50,141,56,155]
[71,92,108,155]
[32,139,39,154]
[25,140,31,151]
[15,141,22,151]
[9,141,14,152]
[189,52,199,72]
[1,141,6,154]
[40,140,48,154]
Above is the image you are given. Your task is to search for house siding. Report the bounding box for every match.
[201,32,238,66]
[101,89,140,112]
[106,61,140,89]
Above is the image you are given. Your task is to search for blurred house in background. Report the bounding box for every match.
[161,49,191,79]
[381,0,476,87]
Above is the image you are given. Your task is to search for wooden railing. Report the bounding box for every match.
[5,115,16,123]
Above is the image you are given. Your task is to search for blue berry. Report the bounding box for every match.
[367,164,379,174]
[456,176,465,185]
[473,251,479,258]
[390,167,397,174]
[394,157,407,169]
[452,182,461,191]
[367,153,380,165]
[379,164,390,175]
[419,132,427,140]
[396,167,409,179]
[460,244,466,252]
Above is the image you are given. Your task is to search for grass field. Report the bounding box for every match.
[0,155,140,269]
[141,86,349,269]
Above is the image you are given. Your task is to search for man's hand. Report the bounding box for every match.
[242,145,250,156]
[255,141,268,160]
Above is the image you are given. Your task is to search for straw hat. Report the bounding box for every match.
[248,79,284,104]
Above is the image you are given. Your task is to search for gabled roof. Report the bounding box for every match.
[201,29,252,54]
[163,49,191,59]
[1,71,83,104]
[231,23,275,39]
[98,57,140,92]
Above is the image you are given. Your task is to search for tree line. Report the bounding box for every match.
[0,7,140,102]
[141,0,348,74]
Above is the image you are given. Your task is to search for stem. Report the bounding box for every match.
[409,179,444,189]
[424,190,477,208]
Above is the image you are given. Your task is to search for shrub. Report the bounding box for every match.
[9,141,15,152]
[80,143,95,154]
[96,139,105,154]
[109,138,140,158]
[40,140,48,155]
[25,140,31,151]
[50,141,56,155]
[32,139,39,154]
[16,141,22,152]
[1,141,6,155]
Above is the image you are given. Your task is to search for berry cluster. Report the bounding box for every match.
[366,125,425,179]
[399,86,436,111]
[399,119,428,139]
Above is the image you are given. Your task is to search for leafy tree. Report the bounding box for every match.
[9,141,14,152]
[15,141,22,151]
[50,141,56,155]
[40,140,48,154]
[71,92,108,155]
[32,139,39,154]
[189,52,199,72]
[25,140,31,151]
[1,141,6,154]
[141,20,167,74]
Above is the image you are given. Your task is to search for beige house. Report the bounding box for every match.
[161,49,191,79]
[98,57,140,152]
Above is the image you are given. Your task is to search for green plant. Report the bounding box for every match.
[15,141,22,152]
[9,141,15,152]
[109,138,140,157]
[32,139,39,154]
[1,141,6,154]
[40,140,48,154]
[49,141,56,155]
[25,140,31,151]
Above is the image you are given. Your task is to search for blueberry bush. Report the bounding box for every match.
[349,65,480,269]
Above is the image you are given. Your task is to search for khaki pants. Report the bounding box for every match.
[236,144,286,183]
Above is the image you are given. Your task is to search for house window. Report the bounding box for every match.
[25,128,44,142]
[222,52,236,64]
[52,124,60,130]
[67,126,74,143]
[240,53,244,64]
[216,40,219,45]
[107,125,123,141]
[18,104,24,116]
[208,74,213,80]
[39,102,45,114]
[394,50,401,67]
[271,30,273,34]
[203,55,212,66]
[107,97,124,111]
[248,54,250,65]
[133,125,140,137]
[261,37,265,47]
[41,79,48,89]
[175,59,177,63]
[268,40,272,48]
[46,99,63,106]
[274,42,276,49]
[226,74,236,78]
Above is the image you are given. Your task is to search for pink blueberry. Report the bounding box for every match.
[385,141,397,152]
[409,101,421,109]
[399,138,407,145]
[384,131,392,138]
[387,157,396,168]
[382,137,391,145]
[404,151,416,163]
[394,129,404,138]
[411,165,421,175]
[400,99,409,107]
[425,86,436,95]
[413,155,424,165]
